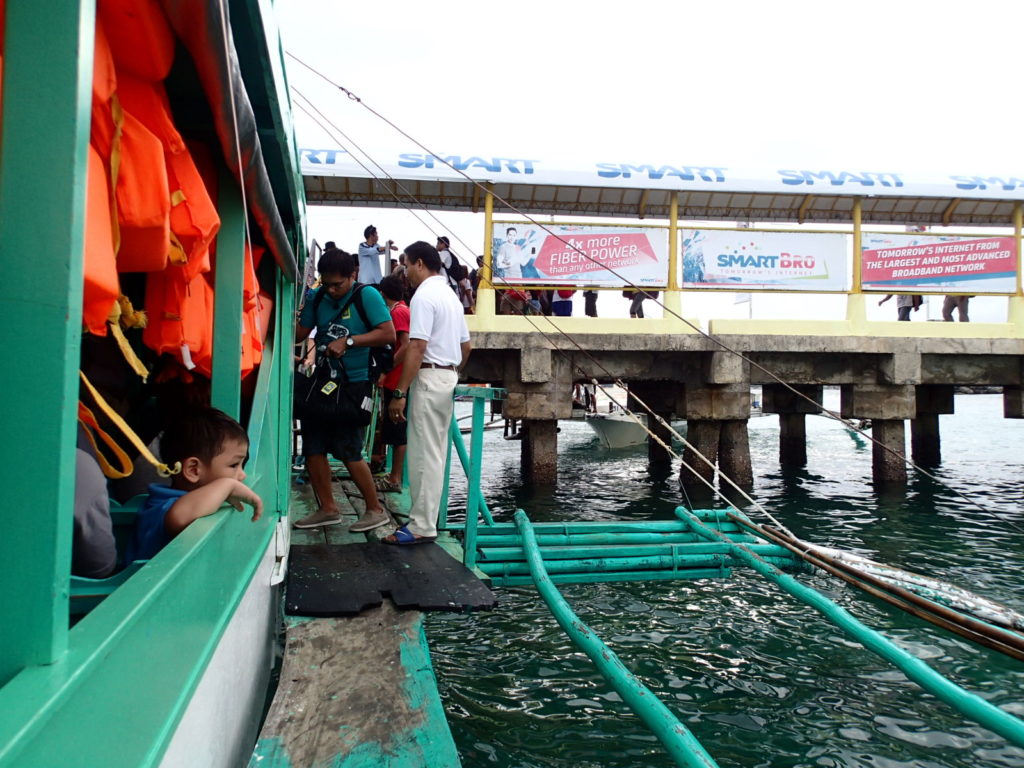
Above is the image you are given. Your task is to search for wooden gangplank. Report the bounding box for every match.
[250,480,463,767]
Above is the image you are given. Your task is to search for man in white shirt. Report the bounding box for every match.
[435,235,460,293]
[357,225,396,285]
[496,226,523,279]
[384,241,472,544]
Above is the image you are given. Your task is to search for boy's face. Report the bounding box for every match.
[196,438,249,485]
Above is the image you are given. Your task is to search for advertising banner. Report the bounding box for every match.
[861,234,1018,293]
[681,229,848,290]
[490,224,668,286]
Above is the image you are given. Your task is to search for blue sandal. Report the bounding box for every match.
[383,525,436,546]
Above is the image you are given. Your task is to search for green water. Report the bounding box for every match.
[427,393,1024,767]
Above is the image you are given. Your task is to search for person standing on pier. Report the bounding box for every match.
[878,293,922,321]
[357,225,396,286]
[942,294,971,322]
[384,241,472,545]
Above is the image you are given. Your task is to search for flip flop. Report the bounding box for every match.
[383,525,436,546]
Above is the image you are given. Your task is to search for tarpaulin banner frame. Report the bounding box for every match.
[680,229,848,291]
[490,222,669,287]
[860,233,1018,293]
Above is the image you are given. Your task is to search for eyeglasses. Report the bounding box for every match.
[323,279,347,290]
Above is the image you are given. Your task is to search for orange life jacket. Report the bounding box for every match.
[142,267,214,378]
[83,146,120,336]
[115,107,171,272]
[117,76,220,277]
[97,0,175,82]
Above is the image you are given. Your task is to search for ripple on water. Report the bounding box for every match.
[432,395,1024,767]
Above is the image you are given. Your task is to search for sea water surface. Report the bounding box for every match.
[426,392,1024,768]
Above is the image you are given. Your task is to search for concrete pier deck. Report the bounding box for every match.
[463,321,1024,485]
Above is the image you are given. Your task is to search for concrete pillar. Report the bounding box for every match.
[779,413,807,468]
[680,420,719,502]
[911,385,952,467]
[629,382,677,466]
[762,384,821,469]
[521,419,558,485]
[718,419,753,489]
[1005,386,1024,419]
[910,413,940,467]
[871,420,907,485]
[840,384,914,487]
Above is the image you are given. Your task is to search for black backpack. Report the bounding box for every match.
[310,283,394,379]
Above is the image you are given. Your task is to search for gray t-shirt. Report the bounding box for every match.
[357,242,384,285]
[73,448,117,578]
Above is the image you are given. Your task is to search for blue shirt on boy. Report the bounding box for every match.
[125,484,188,562]
[298,284,391,383]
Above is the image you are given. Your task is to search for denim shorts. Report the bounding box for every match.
[301,418,365,463]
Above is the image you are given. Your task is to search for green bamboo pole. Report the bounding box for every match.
[493,569,732,587]
[463,396,486,567]
[677,508,1024,749]
[448,412,495,526]
[478,542,793,562]
[515,510,720,768]
[471,531,747,548]
[478,553,796,577]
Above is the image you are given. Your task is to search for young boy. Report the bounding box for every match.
[126,407,262,561]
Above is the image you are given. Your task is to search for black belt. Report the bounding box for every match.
[420,362,457,370]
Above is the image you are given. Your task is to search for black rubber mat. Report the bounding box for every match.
[285,542,497,616]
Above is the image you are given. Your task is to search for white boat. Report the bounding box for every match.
[585,412,649,448]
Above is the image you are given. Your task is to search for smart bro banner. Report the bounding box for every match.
[681,230,847,290]
[861,234,1017,293]
[490,224,669,286]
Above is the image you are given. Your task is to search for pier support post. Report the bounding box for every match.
[779,413,807,468]
[871,420,907,485]
[629,382,677,466]
[841,384,914,486]
[1005,386,1024,418]
[521,419,558,485]
[678,384,751,501]
[911,385,953,467]
[762,384,822,469]
[680,420,719,501]
[718,420,753,490]
[910,414,940,468]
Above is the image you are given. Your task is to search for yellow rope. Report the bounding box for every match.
[79,371,180,477]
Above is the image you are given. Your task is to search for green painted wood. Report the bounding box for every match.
[275,273,296,514]
[0,306,285,767]
[211,167,246,418]
[0,0,95,685]
[678,508,1024,749]
[515,511,719,768]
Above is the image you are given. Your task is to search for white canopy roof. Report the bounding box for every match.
[301,147,1024,227]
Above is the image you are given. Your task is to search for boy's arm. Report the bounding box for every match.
[163,478,263,537]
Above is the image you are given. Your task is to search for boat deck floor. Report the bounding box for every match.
[250,478,466,767]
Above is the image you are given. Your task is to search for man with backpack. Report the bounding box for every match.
[294,249,396,532]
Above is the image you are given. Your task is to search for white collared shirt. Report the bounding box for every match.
[409,275,470,366]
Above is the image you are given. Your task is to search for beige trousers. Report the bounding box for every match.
[406,368,458,537]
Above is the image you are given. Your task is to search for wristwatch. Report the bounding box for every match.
[392,389,406,399]
[345,336,355,348]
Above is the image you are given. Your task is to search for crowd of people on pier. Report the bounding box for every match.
[293,232,471,544]
[878,293,973,322]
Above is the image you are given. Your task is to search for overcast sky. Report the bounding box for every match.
[277,0,1022,321]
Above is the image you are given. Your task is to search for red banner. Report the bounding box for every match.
[534,232,658,278]
[861,236,1016,286]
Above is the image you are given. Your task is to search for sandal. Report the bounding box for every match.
[374,477,402,493]
[382,525,436,546]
